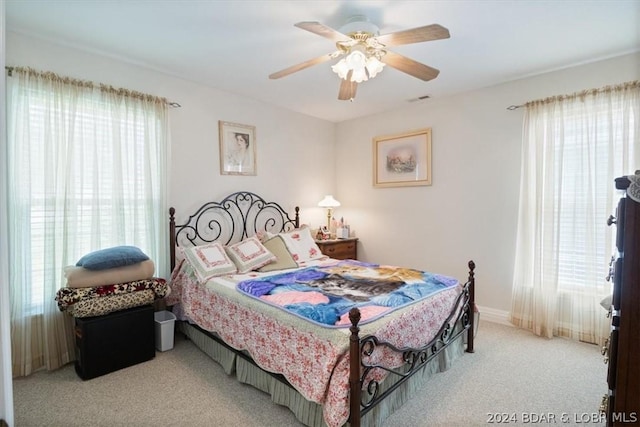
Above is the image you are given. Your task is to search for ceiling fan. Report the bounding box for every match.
[269,16,450,101]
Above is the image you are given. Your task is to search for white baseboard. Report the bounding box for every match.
[476,305,513,327]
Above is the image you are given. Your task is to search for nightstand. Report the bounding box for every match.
[315,238,358,260]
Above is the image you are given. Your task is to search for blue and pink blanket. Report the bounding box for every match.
[237,260,459,328]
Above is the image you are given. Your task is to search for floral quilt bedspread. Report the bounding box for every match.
[237,260,459,328]
[167,259,462,427]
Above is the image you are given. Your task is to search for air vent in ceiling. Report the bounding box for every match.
[408,94,431,102]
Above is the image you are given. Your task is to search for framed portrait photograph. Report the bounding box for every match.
[373,128,432,188]
[219,121,256,176]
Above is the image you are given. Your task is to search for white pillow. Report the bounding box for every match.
[182,242,237,281]
[600,294,613,311]
[225,236,277,273]
[278,226,323,262]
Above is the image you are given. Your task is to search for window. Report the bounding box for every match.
[552,105,634,291]
[6,67,169,376]
[510,81,639,344]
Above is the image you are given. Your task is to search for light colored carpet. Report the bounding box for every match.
[13,320,607,427]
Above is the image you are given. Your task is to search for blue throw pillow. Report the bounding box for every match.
[76,246,150,271]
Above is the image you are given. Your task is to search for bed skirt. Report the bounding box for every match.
[178,320,466,427]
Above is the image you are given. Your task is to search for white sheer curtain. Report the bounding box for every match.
[6,67,170,377]
[510,81,639,345]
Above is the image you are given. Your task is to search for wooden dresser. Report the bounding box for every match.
[604,176,640,425]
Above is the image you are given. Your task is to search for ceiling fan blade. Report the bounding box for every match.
[338,72,358,100]
[295,21,350,42]
[381,51,440,81]
[269,53,337,79]
[375,24,450,47]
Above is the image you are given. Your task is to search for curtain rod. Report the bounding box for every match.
[5,66,181,108]
[507,80,639,111]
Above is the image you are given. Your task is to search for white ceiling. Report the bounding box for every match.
[6,0,640,123]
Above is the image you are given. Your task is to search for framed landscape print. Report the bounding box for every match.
[219,121,257,176]
[373,128,432,188]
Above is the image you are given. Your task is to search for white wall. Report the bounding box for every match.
[6,31,640,318]
[6,31,336,244]
[335,52,640,314]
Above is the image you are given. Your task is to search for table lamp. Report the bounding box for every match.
[318,195,340,230]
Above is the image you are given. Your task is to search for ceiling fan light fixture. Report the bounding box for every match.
[350,65,369,83]
[365,56,385,79]
[345,49,366,69]
[331,59,350,80]
[332,46,384,83]
[332,51,369,82]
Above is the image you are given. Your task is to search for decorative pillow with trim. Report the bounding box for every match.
[226,236,277,273]
[279,226,323,262]
[75,245,149,271]
[258,235,298,272]
[183,242,237,281]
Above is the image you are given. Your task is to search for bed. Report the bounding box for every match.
[166,191,475,427]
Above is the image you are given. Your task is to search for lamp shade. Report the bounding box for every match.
[318,195,341,208]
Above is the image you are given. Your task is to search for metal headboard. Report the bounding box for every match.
[169,191,300,271]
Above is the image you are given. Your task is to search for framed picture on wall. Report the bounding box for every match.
[373,128,432,188]
[219,121,257,176]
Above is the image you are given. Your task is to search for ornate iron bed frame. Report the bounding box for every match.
[168,191,475,427]
[169,192,300,266]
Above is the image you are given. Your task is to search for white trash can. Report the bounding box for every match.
[154,310,176,351]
